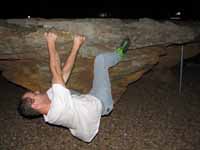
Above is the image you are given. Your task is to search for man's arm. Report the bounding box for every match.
[62,35,85,83]
[44,32,65,86]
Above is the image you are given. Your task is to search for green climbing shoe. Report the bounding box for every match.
[116,37,130,58]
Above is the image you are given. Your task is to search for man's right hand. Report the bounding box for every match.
[44,32,57,44]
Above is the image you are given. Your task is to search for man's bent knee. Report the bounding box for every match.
[95,54,105,64]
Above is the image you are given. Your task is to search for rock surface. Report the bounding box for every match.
[0,18,199,103]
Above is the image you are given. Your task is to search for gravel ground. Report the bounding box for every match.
[0,64,200,150]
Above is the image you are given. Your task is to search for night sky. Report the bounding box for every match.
[0,0,199,20]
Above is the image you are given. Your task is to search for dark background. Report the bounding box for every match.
[0,0,199,20]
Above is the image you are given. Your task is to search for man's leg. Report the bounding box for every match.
[89,52,121,115]
[89,38,130,116]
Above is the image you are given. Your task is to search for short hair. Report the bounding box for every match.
[18,97,41,118]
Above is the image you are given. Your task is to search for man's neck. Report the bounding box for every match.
[39,93,51,115]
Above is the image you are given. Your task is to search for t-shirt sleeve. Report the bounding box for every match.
[44,84,73,124]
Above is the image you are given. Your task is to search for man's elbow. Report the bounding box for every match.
[50,65,62,76]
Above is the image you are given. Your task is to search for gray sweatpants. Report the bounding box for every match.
[89,52,120,115]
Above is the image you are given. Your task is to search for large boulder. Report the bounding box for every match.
[0,18,199,103]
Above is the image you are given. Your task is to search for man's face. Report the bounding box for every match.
[22,91,42,103]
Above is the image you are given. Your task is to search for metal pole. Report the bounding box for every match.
[179,45,184,94]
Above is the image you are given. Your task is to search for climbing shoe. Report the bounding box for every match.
[116,37,130,58]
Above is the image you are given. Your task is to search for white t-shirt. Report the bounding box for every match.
[43,84,103,142]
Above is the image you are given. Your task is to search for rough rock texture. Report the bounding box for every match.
[0,18,199,103]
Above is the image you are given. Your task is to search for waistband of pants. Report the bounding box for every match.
[89,94,105,115]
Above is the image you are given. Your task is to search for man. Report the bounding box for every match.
[18,32,130,142]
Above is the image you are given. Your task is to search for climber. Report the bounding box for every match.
[18,32,130,142]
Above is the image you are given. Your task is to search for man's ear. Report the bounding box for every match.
[22,92,29,99]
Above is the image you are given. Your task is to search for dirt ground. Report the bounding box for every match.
[0,62,200,150]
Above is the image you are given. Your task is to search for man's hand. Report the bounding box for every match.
[44,32,57,45]
[72,35,86,50]
[44,32,58,52]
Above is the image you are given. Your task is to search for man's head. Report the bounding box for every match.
[18,91,49,118]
